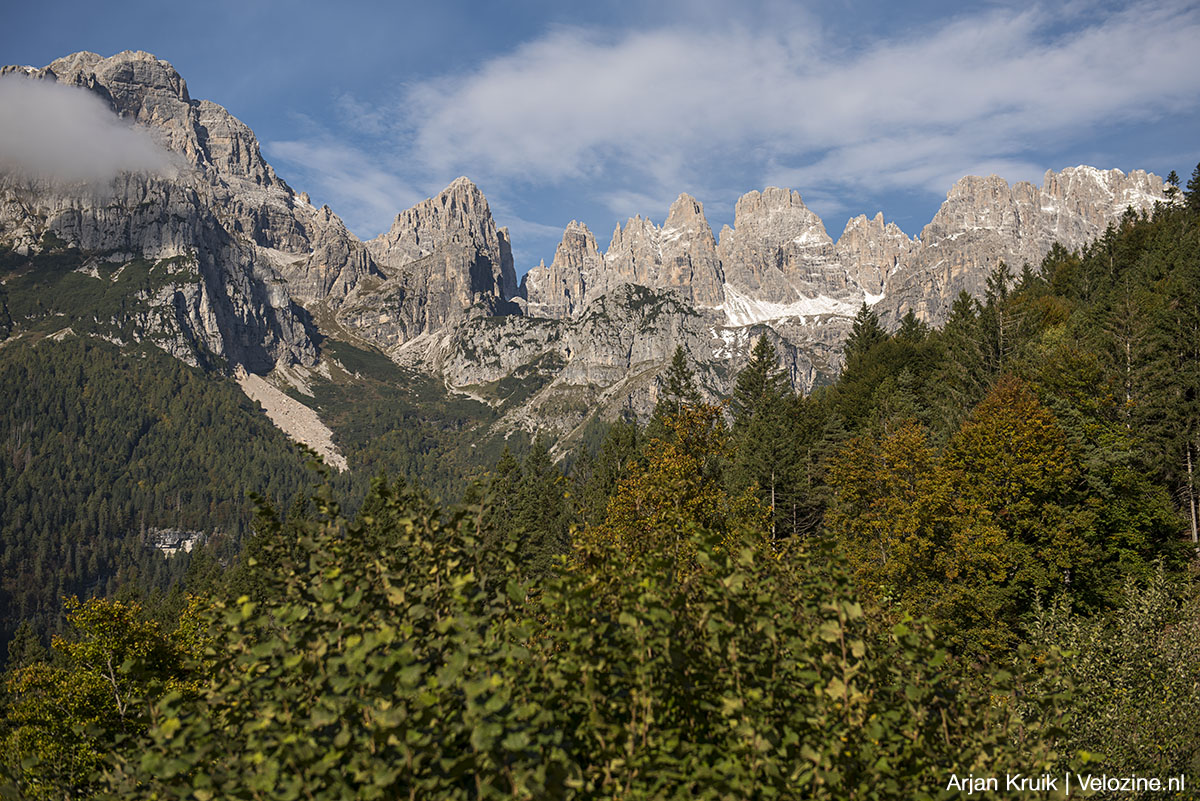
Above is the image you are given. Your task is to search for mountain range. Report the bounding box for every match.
[0,50,1171,456]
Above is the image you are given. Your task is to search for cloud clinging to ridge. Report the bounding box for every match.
[0,76,175,182]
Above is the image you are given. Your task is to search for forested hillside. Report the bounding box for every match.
[0,337,326,649]
[2,173,1200,799]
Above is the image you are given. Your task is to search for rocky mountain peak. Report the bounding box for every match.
[716,186,844,305]
[346,178,518,347]
[877,166,1170,325]
[371,177,497,265]
[834,213,914,297]
[662,192,714,240]
[49,50,190,104]
[521,220,603,319]
[724,187,831,249]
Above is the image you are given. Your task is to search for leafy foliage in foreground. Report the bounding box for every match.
[85,480,1066,801]
[0,596,206,800]
[1024,567,1200,786]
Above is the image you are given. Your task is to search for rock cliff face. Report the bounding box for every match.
[0,51,520,371]
[348,177,519,350]
[604,194,726,307]
[878,166,1167,323]
[717,187,851,304]
[0,51,371,369]
[521,194,724,319]
[521,221,603,319]
[834,213,915,298]
[435,284,838,437]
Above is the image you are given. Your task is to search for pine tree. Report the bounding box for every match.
[661,346,701,409]
[981,261,1015,372]
[648,346,702,438]
[580,418,641,526]
[5,620,47,670]
[729,335,789,426]
[1162,169,1180,202]
[481,446,523,552]
[511,435,569,575]
[896,310,928,343]
[931,291,987,432]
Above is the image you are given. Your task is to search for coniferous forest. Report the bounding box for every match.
[2,181,1200,798]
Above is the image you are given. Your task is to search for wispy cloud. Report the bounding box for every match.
[0,76,176,182]
[265,0,1199,253]
[265,138,424,238]
[397,1,1199,212]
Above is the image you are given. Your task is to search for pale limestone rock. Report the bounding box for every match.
[879,166,1169,324]
[521,221,602,319]
[718,187,849,304]
[347,178,520,349]
[834,212,914,297]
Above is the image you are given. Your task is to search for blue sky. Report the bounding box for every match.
[3,0,1199,274]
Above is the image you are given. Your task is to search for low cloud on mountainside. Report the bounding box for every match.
[0,76,176,183]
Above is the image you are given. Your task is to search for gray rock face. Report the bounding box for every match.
[522,194,725,321]
[717,187,852,304]
[601,194,724,308]
[0,51,380,369]
[0,50,1175,442]
[434,284,836,438]
[878,166,1168,324]
[342,178,520,351]
[834,212,915,298]
[521,221,603,319]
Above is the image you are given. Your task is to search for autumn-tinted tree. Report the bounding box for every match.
[0,597,205,799]
[590,404,765,573]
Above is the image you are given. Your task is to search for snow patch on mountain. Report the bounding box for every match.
[719,283,860,327]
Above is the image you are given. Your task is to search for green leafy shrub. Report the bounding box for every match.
[108,480,1070,800]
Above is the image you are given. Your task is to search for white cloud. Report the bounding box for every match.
[265,138,424,238]
[395,0,1200,207]
[0,76,176,182]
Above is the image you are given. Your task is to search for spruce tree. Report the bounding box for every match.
[844,303,886,367]
[1163,169,1180,202]
[931,291,987,433]
[511,435,569,575]
[728,336,799,539]
[656,345,701,418]
[729,335,789,427]
[1186,161,1200,212]
[580,418,641,526]
[896,310,927,343]
[481,446,523,552]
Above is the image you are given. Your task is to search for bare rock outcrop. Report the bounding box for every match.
[717,187,850,304]
[602,193,725,307]
[879,166,1169,324]
[521,221,603,319]
[834,212,915,298]
[343,178,520,350]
